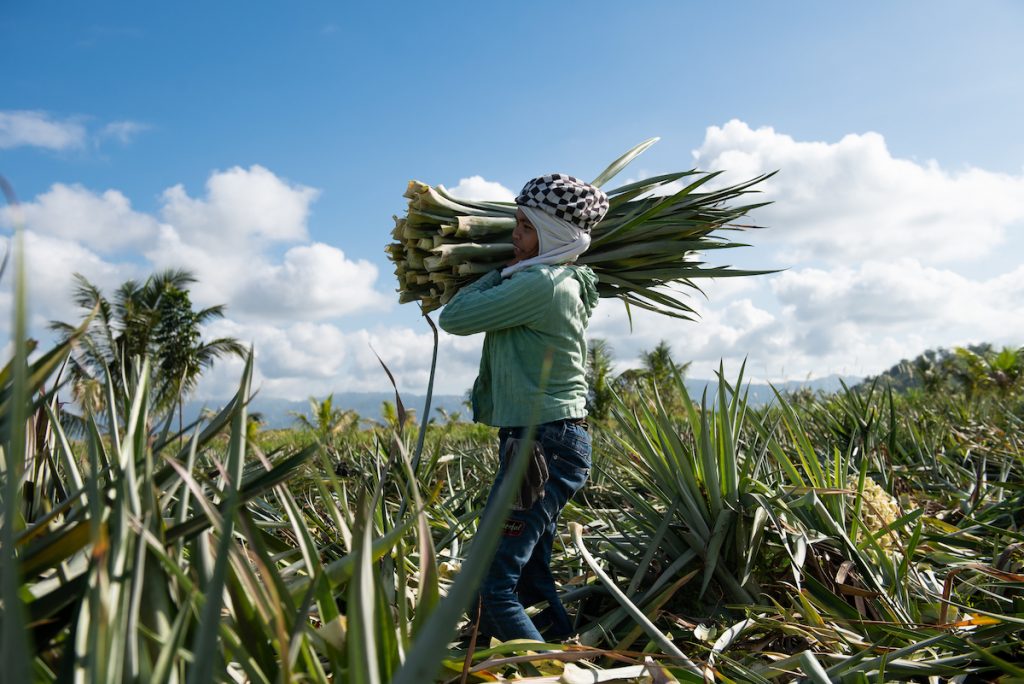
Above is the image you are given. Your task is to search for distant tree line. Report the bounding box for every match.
[860,343,1024,400]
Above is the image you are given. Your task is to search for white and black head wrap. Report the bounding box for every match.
[502,174,610,278]
[515,173,610,233]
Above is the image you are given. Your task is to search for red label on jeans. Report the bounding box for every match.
[503,520,525,537]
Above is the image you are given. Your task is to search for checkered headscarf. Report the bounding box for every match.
[515,173,610,233]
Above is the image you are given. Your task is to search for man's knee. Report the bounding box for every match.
[479,573,515,602]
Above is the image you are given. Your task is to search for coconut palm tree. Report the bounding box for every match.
[610,340,693,415]
[51,269,245,425]
[641,340,678,387]
[379,399,417,433]
[954,345,1024,399]
[290,394,360,446]
[586,338,616,423]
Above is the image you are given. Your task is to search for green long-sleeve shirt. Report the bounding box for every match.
[438,264,599,427]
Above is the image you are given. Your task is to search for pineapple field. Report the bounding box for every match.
[2,236,1023,682]
[6,4,1022,683]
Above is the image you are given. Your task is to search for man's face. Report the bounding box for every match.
[512,208,540,261]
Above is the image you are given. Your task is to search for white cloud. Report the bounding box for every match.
[145,165,384,320]
[99,120,149,144]
[445,176,515,202]
[0,111,86,150]
[586,259,1024,383]
[193,318,483,399]
[562,120,1024,384]
[772,262,950,326]
[0,110,150,151]
[160,164,319,245]
[693,120,1024,264]
[587,293,778,377]
[1,183,159,251]
[2,165,390,382]
[773,260,1024,340]
[0,231,142,340]
[231,242,388,320]
[0,165,382,326]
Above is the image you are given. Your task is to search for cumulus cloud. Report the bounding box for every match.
[193,318,483,399]
[160,164,318,245]
[555,120,1024,384]
[0,231,142,340]
[2,165,390,369]
[693,120,1024,264]
[1,183,159,251]
[145,166,384,320]
[22,232,139,321]
[773,260,1024,339]
[772,262,950,326]
[446,176,516,202]
[587,293,777,377]
[585,257,1024,383]
[0,111,86,150]
[230,242,388,320]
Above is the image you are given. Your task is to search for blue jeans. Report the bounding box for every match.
[475,420,591,643]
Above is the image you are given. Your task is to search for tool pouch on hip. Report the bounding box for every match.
[503,437,549,511]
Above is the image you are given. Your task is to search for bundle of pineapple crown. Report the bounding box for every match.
[386,138,776,319]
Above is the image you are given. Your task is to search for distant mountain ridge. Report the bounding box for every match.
[185,375,859,429]
[183,392,469,430]
[683,374,861,407]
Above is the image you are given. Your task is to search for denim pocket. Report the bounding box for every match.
[544,426,590,496]
[539,457,589,524]
[553,425,591,469]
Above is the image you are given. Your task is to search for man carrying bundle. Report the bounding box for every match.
[439,174,608,644]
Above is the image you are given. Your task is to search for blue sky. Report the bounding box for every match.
[3,2,1023,398]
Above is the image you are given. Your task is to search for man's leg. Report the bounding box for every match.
[517,521,574,640]
[475,423,591,643]
[513,422,592,641]
[478,505,551,642]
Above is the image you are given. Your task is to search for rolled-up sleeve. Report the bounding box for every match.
[438,268,553,335]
